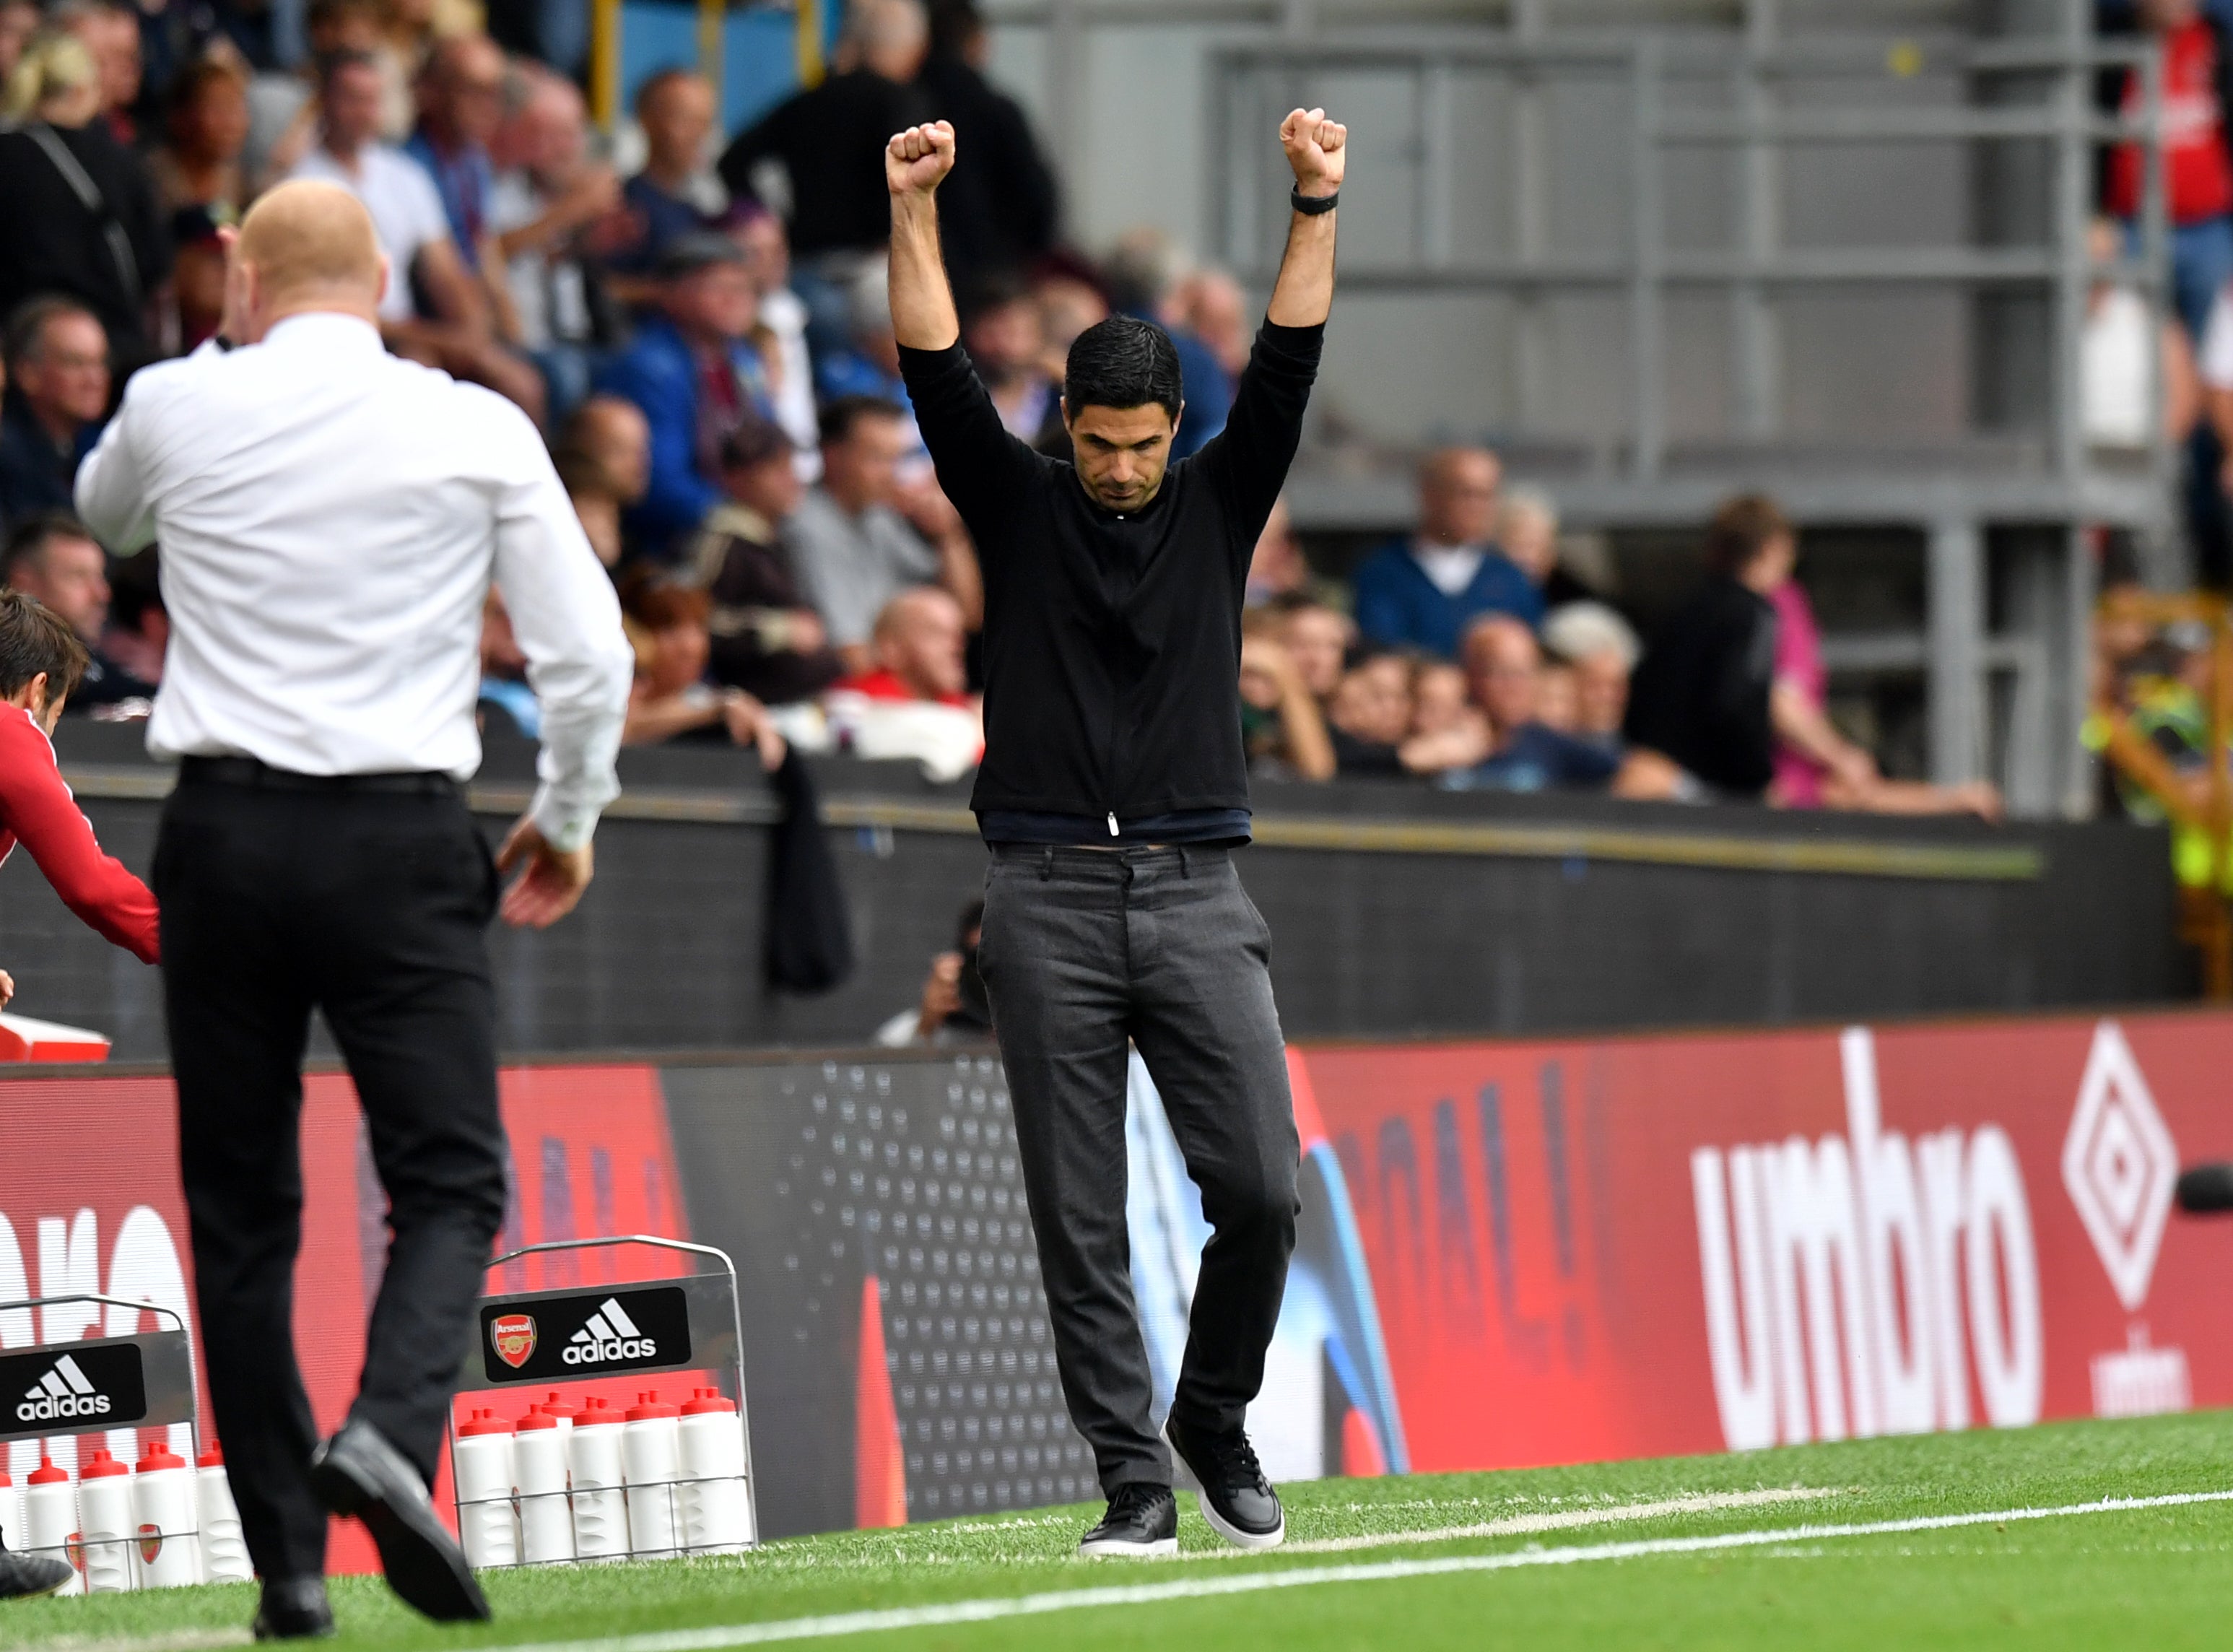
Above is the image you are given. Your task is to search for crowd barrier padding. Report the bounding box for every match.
[5,1008,2232,1567]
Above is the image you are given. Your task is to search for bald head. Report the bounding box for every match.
[236,180,385,328]
[1462,614,1541,734]
[1417,445,1502,548]
[872,586,967,700]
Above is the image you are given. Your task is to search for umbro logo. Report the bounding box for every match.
[563,1297,658,1366]
[15,1353,113,1422]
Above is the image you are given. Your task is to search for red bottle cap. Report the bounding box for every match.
[29,1453,68,1486]
[136,1444,187,1474]
[541,1391,583,1420]
[682,1386,736,1415]
[81,1448,129,1479]
[578,1395,616,1423]
[0,1464,11,1488]
[624,1391,677,1421]
[197,1441,225,1469]
[516,1408,561,1432]
[457,1407,514,1437]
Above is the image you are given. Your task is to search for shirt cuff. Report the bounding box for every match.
[528,781,601,854]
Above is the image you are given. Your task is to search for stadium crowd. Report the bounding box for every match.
[0,0,2006,816]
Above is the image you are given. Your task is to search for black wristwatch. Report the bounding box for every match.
[1291,188,1339,216]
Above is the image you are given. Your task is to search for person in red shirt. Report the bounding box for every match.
[832,585,978,708]
[0,588,161,988]
[2109,0,2233,337]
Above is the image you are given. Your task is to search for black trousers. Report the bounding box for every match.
[978,843,1300,1495]
[154,767,509,1583]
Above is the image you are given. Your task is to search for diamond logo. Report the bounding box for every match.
[2062,1021,2177,1311]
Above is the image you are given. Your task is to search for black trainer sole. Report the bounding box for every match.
[310,1453,491,1623]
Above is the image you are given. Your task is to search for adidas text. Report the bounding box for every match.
[563,1336,656,1365]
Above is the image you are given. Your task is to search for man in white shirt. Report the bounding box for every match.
[75,181,632,1640]
[291,48,544,420]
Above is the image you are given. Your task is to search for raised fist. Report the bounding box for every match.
[887,121,957,198]
[1281,107,1346,198]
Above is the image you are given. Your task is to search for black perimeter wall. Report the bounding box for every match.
[4,723,2183,1062]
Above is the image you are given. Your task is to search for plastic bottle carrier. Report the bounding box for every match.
[0,1292,204,1591]
[449,1235,758,1566]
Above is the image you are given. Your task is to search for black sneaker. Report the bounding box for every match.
[1079,1483,1178,1558]
[0,1547,74,1600]
[1167,1417,1284,1550]
[310,1419,489,1623]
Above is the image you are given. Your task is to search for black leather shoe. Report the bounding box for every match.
[1079,1482,1178,1558]
[0,1547,74,1600]
[1167,1416,1284,1549]
[310,1419,491,1623]
[253,1577,336,1640]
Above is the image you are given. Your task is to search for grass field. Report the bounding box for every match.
[11,1410,2233,1650]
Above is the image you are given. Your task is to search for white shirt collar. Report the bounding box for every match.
[261,313,386,355]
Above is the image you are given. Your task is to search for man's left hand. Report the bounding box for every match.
[495,815,594,929]
[1281,107,1347,198]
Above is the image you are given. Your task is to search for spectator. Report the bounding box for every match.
[558,394,650,517]
[918,0,1058,291]
[688,417,845,704]
[961,272,1061,445]
[874,896,993,1047]
[1352,447,1543,658]
[824,589,984,781]
[404,33,507,276]
[1,511,154,709]
[1535,660,1580,734]
[1238,610,1335,781]
[1622,494,1788,801]
[0,0,37,87]
[2104,0,2233,339]
[291,47,543,419]
[787,394,979,666]
[0,30,172,370]
[1498,485,1598,608]
[617,571,785,762]
[814,258,928,484]
[1326,652,1414,778]
[56,0,141,144]
[1175,266,1252,381]
[1278,597,1352,706]
[244,0,385,191]
[1439,615,1622,794]
[1102,227,1232,459]
[168,204,230,351]
[1,299,108,529]
[1766,557,2002,820]
[725,202,819,478]
[489,64,622,419]
[609,67,721,296]
[593,232,772,561]
[1033,259,1109,371]
[1409,659,1478,744]
[1542,600,1640,760]
[150,54,252,221]
[102,544,165,686]
[557,446,625,568]
[718,0,931,354]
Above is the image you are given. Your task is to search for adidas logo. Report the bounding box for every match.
[562,1297,657,1366]
[15,1353,113,1422]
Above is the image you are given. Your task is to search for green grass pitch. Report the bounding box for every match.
[12,1410,2233,1650]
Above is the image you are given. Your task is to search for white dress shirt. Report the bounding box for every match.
[76,312,632,851]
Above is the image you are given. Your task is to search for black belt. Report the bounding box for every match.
[179,756,458,796]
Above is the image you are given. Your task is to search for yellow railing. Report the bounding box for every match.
[588,0,825,134]
[2093,589,2233,997]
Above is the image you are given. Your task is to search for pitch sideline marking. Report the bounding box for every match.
[492,1487,2233,1651]
[1219,1485,1835,1558]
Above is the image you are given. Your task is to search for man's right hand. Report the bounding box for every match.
[887,121,957,199]
[495,815,594,929]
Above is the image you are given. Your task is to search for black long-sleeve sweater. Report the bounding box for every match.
[897,319,1324,840]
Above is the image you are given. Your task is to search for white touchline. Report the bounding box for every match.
[491,1487,2233,1652]
[1214,1486,1837,1558]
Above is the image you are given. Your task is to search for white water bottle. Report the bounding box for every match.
[567,1396,628,1561]
[677,1387,752,1555]
[195,1443,252,1584]
[453,1409,518,1569]
[0,1461,16,1553]
[77,1448,136,1593]
[538,1391,580,1435]
[132,1443,201,1588]
[24,1453,81,1596]
[513,1408,575,1565]
[622,1392,681,1560]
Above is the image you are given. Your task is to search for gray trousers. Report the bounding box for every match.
[978,843,1300,1494]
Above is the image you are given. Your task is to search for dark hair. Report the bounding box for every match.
[167,53,247,121]
[959,269,1031,330]
[109,547,163,634]
[1702,493,1792,576]
[818,394,907,448]
[719,417,794,471]
[316,46,379,91]
[3,295,100,373]
[634,65,702,119]
[3,511,101,586]
[1062,316,1183,422]
[0,591,90,703]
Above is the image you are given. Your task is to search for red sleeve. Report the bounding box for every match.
[0,711,160,965]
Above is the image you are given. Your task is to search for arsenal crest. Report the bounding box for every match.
[139,1523,163,1565]
[490,1313,537,1369]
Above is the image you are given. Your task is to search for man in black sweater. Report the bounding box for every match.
[888,105,1344,1560]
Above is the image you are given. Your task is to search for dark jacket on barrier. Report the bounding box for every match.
[765,747,854,993]
[1624,573,1778,798]
[897,318,1323,838]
